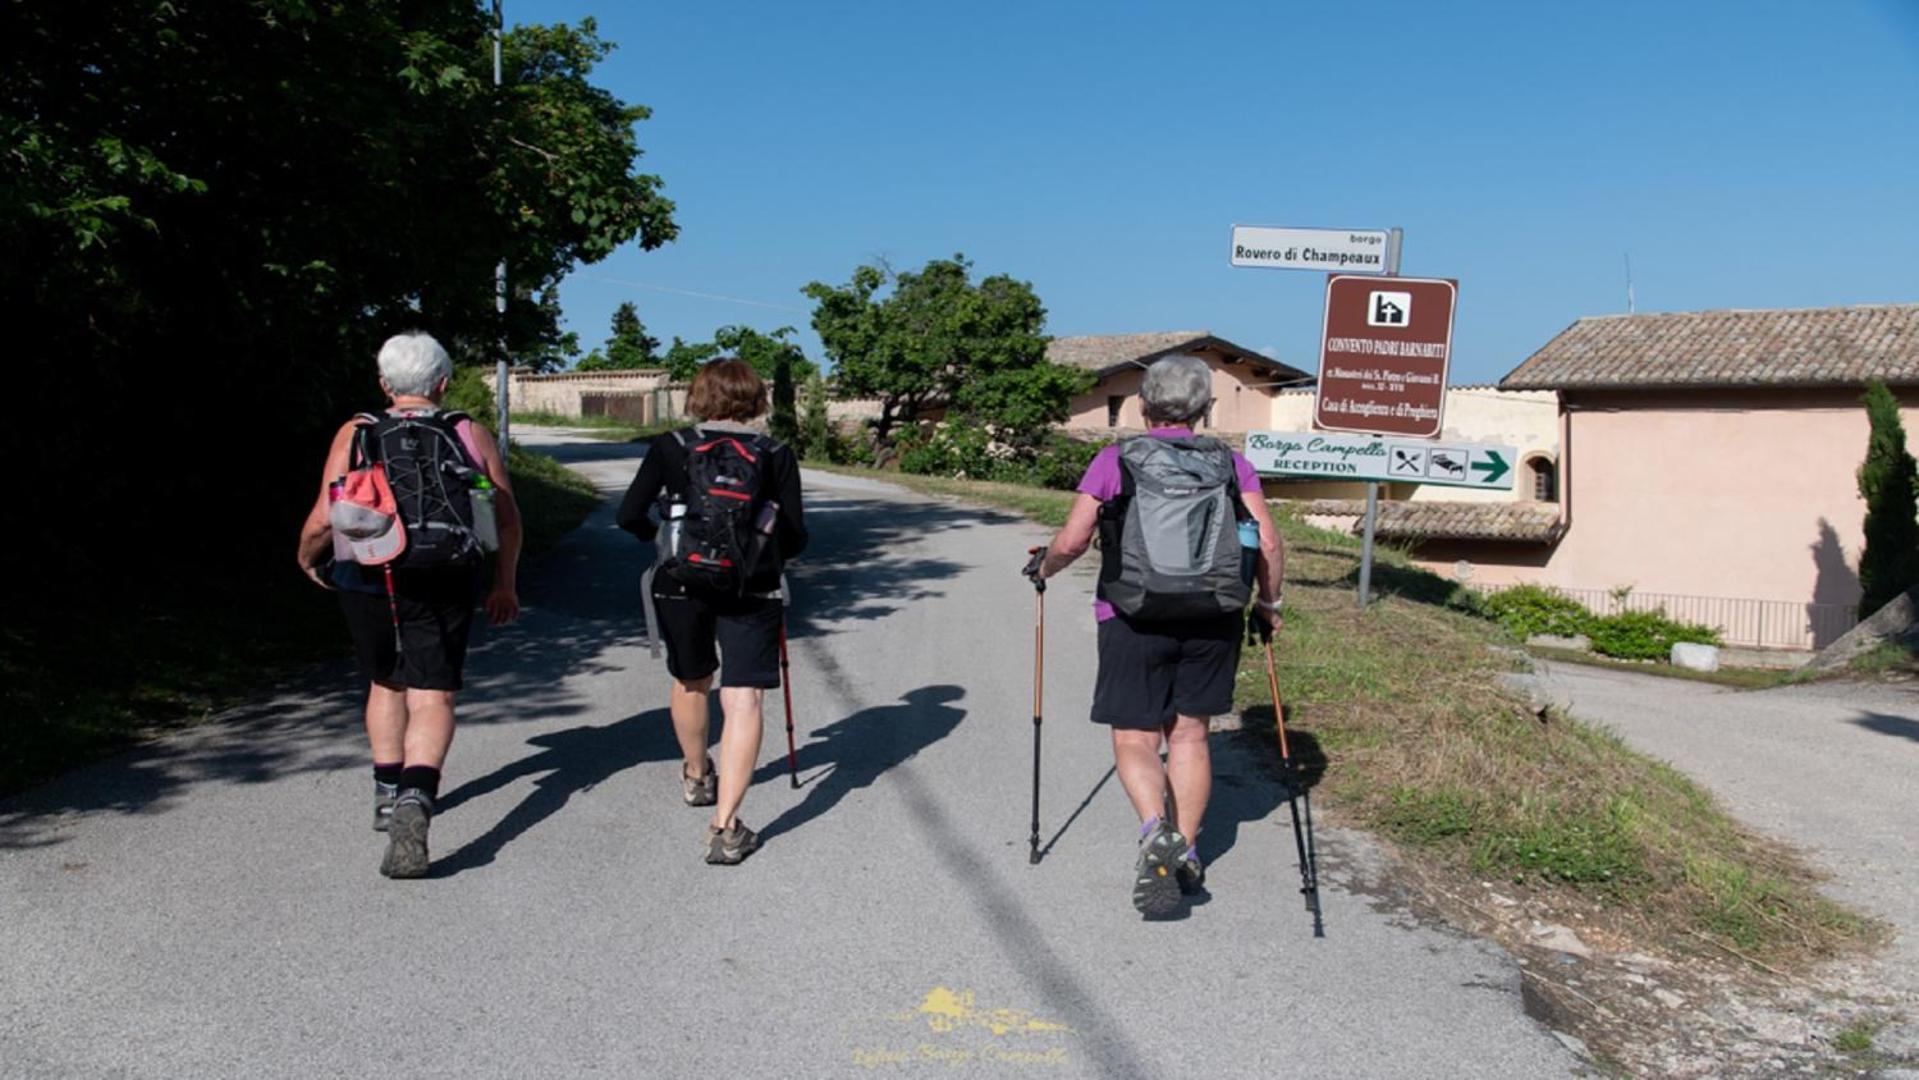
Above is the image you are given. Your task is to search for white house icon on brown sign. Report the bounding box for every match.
[1368,290,1411,327]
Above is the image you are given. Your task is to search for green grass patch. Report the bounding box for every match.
[1525,644,1796,690]
[1848,639,1919,677]
[809,463,1080,527]
[838,467,1879,968]
[1833,1016,1881,1055]
[1,446,599,797]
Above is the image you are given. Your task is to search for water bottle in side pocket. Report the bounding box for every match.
[1237,516,1260,587]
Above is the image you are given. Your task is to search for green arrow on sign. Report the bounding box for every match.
[1471,450,1510,485]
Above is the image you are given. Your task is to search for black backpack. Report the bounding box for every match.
[662,428,777,594]
[350,410,487,571]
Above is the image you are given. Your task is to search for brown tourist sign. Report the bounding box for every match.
[1313,274,1457,439]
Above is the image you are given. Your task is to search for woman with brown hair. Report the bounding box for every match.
[616,358,807,864]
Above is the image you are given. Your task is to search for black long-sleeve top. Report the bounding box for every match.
[616,424,808,594]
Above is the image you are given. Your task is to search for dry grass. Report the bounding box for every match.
[822,468,1880,968]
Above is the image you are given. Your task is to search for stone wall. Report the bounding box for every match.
[485,368,685,423]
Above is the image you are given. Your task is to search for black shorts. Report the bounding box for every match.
[652,590,783,688]
[1091,613,1242,730]
[338,571,477,692]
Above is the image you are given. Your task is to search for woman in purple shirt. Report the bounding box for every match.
[1027,355,1284,917]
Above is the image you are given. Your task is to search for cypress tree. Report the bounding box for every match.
[1855,380,1919,617]
[800,371,832,460]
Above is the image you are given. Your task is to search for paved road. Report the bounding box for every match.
[1518,660,1919,977]
[1,430,1573,1079]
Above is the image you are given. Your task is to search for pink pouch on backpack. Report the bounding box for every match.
[329,464,406,565]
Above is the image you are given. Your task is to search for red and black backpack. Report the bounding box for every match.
[662,429,777,594]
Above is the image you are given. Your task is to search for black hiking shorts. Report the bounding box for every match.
[338,569,478,692]
[652,588,783,688]
[1091,612,1242,730]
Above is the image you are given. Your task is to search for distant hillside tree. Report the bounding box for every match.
[1856,380,1919,617]
[799,370,832,460]
[804,254,1086,445]
[577,301,659,370]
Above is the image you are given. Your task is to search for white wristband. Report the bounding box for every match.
[1256,597,1282,612]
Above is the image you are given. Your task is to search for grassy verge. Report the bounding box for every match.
[0,446,600,797]
[512,412,692,443]
[808,463,1078,526]
[1524,644,1796,690]
[816,464,1876,969]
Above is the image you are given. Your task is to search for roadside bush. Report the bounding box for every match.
[443,366,498,429]
[1479,584,1593,640]
[1010,433,1105,490]
[893,422,1103,489]
[827,424,877,467]
[1587,609,1722,660]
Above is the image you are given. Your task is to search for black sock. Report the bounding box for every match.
[373,762,404,787]
[398,766,441,803]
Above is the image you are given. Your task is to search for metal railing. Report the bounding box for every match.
[1483,585,1856,652]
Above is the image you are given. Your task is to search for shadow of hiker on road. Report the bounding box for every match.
[752,685,966,843]
[1851,711,1919,744]
[429,707,683,877]
[1201,714,1326,874]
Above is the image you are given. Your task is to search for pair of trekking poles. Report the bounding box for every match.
[1020,550,1322,935]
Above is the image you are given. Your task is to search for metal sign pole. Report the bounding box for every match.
[492,0,511,444]
[1355,228,1404,610]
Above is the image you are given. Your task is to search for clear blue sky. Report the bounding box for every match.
[518,0,1919,385]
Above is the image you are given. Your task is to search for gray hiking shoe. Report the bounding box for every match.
[1175,848,1206,895]
[682,757,717,807]
[373,780,399,832]
[1132,819,1188,918]
[380,790,433,879]
[704,819,760,866]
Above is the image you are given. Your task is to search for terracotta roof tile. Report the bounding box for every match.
[1500,304,1919,390]
[1046,332,1313,384]
[1288,499,1564,543]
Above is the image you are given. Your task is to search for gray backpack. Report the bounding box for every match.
[1097,436,1253,621]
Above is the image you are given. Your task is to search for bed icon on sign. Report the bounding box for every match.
[1426,449,1468,481]
[1389,447,1426,476]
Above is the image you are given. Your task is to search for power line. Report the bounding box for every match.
[581,274,809,314]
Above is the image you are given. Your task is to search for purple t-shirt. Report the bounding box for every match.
[1077,428,1263,621]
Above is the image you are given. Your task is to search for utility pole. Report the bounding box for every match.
[492,0,511,444]
[1354,227,1403,610]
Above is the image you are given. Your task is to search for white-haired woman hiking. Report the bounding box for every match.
[296,331,521,879]
[1025,354,1283,917]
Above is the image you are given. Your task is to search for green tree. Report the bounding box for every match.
[3,5,676,591]
[1856,380,1919,617]
[803,254,1087,445]
[800,371,832,460]
[603,301,660,369]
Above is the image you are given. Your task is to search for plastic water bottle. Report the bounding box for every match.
[470,476,500,553]
[661,502,686,560]
[1237,518,1260,586]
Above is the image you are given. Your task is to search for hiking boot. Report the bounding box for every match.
[704,819,760,866]
[1175,848,1207,895]
[380,790,434,879]
[1132,818,1187,918]
[682,757,717,807]
[373,780,399,832]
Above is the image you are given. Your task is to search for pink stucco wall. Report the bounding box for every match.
[1065,348,1280,433]
[1419,388,1914,648]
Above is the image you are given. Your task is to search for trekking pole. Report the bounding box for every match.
[779,619,798,789]
[1251,612,1323,937]
[779,573,798,788]
[1022,547,1047,866]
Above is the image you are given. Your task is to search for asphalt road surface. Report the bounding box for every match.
[1519,659,1919,982]
[1,430,1573,1079]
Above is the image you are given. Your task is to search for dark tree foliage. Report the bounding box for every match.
[1856,381,1919,618]
[576,301,660,370]
[2,4,675,594]
[804,254,1088,445]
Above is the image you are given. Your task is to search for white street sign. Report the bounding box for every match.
[1244,430,1517,490]
[1229,225,1394,273]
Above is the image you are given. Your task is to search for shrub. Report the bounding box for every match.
[827,424,876,466]
[443,366,498,429]
[1479,585,1593,640]
[1587,609,1721,660]
[1010,433,1104,490]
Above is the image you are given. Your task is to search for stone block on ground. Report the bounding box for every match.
[1671,642,1720,672]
